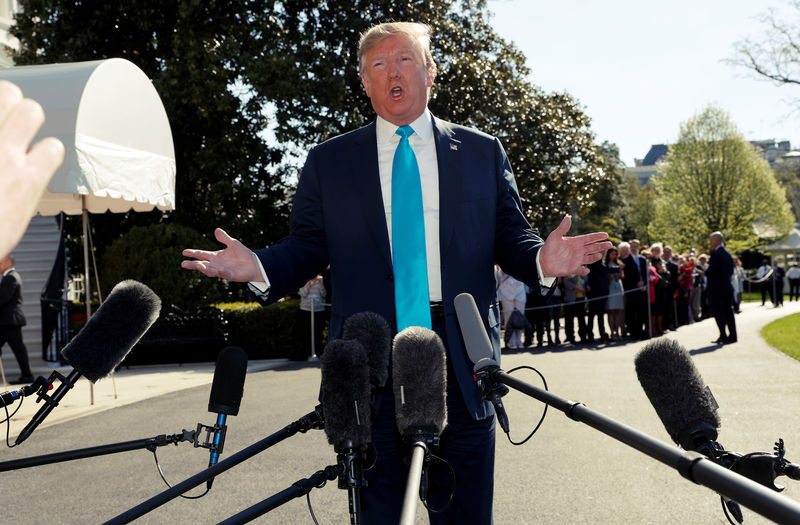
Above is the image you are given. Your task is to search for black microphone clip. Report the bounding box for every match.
[0,376,50,408]
[473,364,510,435]
[193,420,227,457]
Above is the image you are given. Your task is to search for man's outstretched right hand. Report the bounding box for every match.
[181,228,263,283]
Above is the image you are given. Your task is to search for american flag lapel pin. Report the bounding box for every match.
[450,143,458,151]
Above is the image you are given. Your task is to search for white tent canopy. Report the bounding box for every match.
[0,58,175,215]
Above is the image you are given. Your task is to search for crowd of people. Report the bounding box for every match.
[497,237,793,350]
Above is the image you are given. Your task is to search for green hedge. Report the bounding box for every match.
[216,299,306,360]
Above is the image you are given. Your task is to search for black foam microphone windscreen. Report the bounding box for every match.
[635,338,721,450]
[392,327,447,437]
[61,280,161,382]
[208,346,248,416]
[320,339,372,451]
[342,312,392,388]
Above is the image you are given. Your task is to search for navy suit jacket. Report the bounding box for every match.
[0,269,26,327]
[706,245,734,293]
[254,115,545,419]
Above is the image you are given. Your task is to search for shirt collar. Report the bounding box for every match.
[375,108,433,145]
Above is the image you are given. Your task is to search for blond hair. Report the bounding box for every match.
[358,22,437,78]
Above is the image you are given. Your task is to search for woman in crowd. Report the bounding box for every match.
[604,247,625,340]
[496,266,527,350]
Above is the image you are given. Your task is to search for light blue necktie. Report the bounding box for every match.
[392,125,431,330]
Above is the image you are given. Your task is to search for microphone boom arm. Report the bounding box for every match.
[483,365,800,524]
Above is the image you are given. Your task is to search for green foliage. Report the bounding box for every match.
[574,141,629,242]
[215,300,303,359]
[762,313,800,362]
[100,223,235,308]
[773,162,800,221]
[650,105,794,252]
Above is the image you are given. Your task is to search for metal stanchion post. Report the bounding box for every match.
[309,308,315,360]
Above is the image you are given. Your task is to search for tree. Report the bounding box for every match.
[773,161,800,220]
[573,141,629,243]
[650,105,794,252]
[728,1,800,107]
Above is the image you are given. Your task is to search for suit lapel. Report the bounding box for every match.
[432,116,462,260]
[350,122,393,270]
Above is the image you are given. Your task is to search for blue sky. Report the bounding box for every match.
[488,0,800,166]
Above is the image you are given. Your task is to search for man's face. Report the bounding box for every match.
[361,34,433,126]
[619,246,630,258]
[630,241,639,254]
[663,247,672,260]
[651,247,661,259]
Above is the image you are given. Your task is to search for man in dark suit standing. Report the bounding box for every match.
[620,241,647,338]
[183,22,611,524]
[705,231,737,344]
[0,255,34,384]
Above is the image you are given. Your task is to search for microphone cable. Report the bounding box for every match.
[150,447,210,500]
[413,447,456,515]
[2,398,25,447]
[502,364,550,446]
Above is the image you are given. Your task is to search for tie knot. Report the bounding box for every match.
[396,125,414,139]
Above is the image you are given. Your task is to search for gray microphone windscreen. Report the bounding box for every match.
[61,280,161,382]
[343,311,391,388]
[635,339,721,450]
[320,339,371,451]
[454,293,497,369]
[208,346,248,416]
[392,327,447,437]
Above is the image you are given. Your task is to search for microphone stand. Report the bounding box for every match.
[218,464,340,524]
[400,430,438,525]
[474,364,800,524]
[335,443,367,525]
[105,406,324,525]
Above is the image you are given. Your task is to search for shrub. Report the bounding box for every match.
[216,299,305,359]
[99,223,236,309]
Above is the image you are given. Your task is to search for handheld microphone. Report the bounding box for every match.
[392,326,447,525]
[343,312,392,389]
[15,280,161,445]
[320,338,371,523]
[453,292,510,433]
[0,376,51,408]
[204,346,248,489]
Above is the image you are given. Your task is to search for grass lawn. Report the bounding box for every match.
[762,313,800,362]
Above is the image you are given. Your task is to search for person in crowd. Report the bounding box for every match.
[662,245,679,330]
[676,255,694,326]
[773,261,785,307]
[496,266,527,350]
[650,256,670,336]
[585,257,609,342]
[0,256,34,384]
[705,231,737,344]
[182,21,611,524]
[620,240,647,339]
[756,258,773,306]
[524,284,550,348]
[604,247,625,340]
[788,262,800,302]
[690,255,705,322]
[697,254,710,319]
[0,80,65,260]
[563,273,588,343]
[732,256,745,313]
[296,274,327,360]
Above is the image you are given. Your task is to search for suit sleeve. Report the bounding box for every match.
[490,138,545,290]
[252,147,330,304]
[0,274,15,306]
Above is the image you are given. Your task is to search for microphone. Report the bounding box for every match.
[392,326,447,439]
[392,326,447,525]
[453,292,510,433]
[15,280,160,445]
[342,312,391,389]
[634,339,720,452]
[320,338,371,522]
[204,346,248,489]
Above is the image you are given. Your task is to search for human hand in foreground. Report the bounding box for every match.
[539,215,613,277]
[181,228,263,282]
[0,80,65,258]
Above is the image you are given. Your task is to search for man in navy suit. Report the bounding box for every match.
[183,22,611,524]
[0,255,34,384]
[705,231,737,344]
